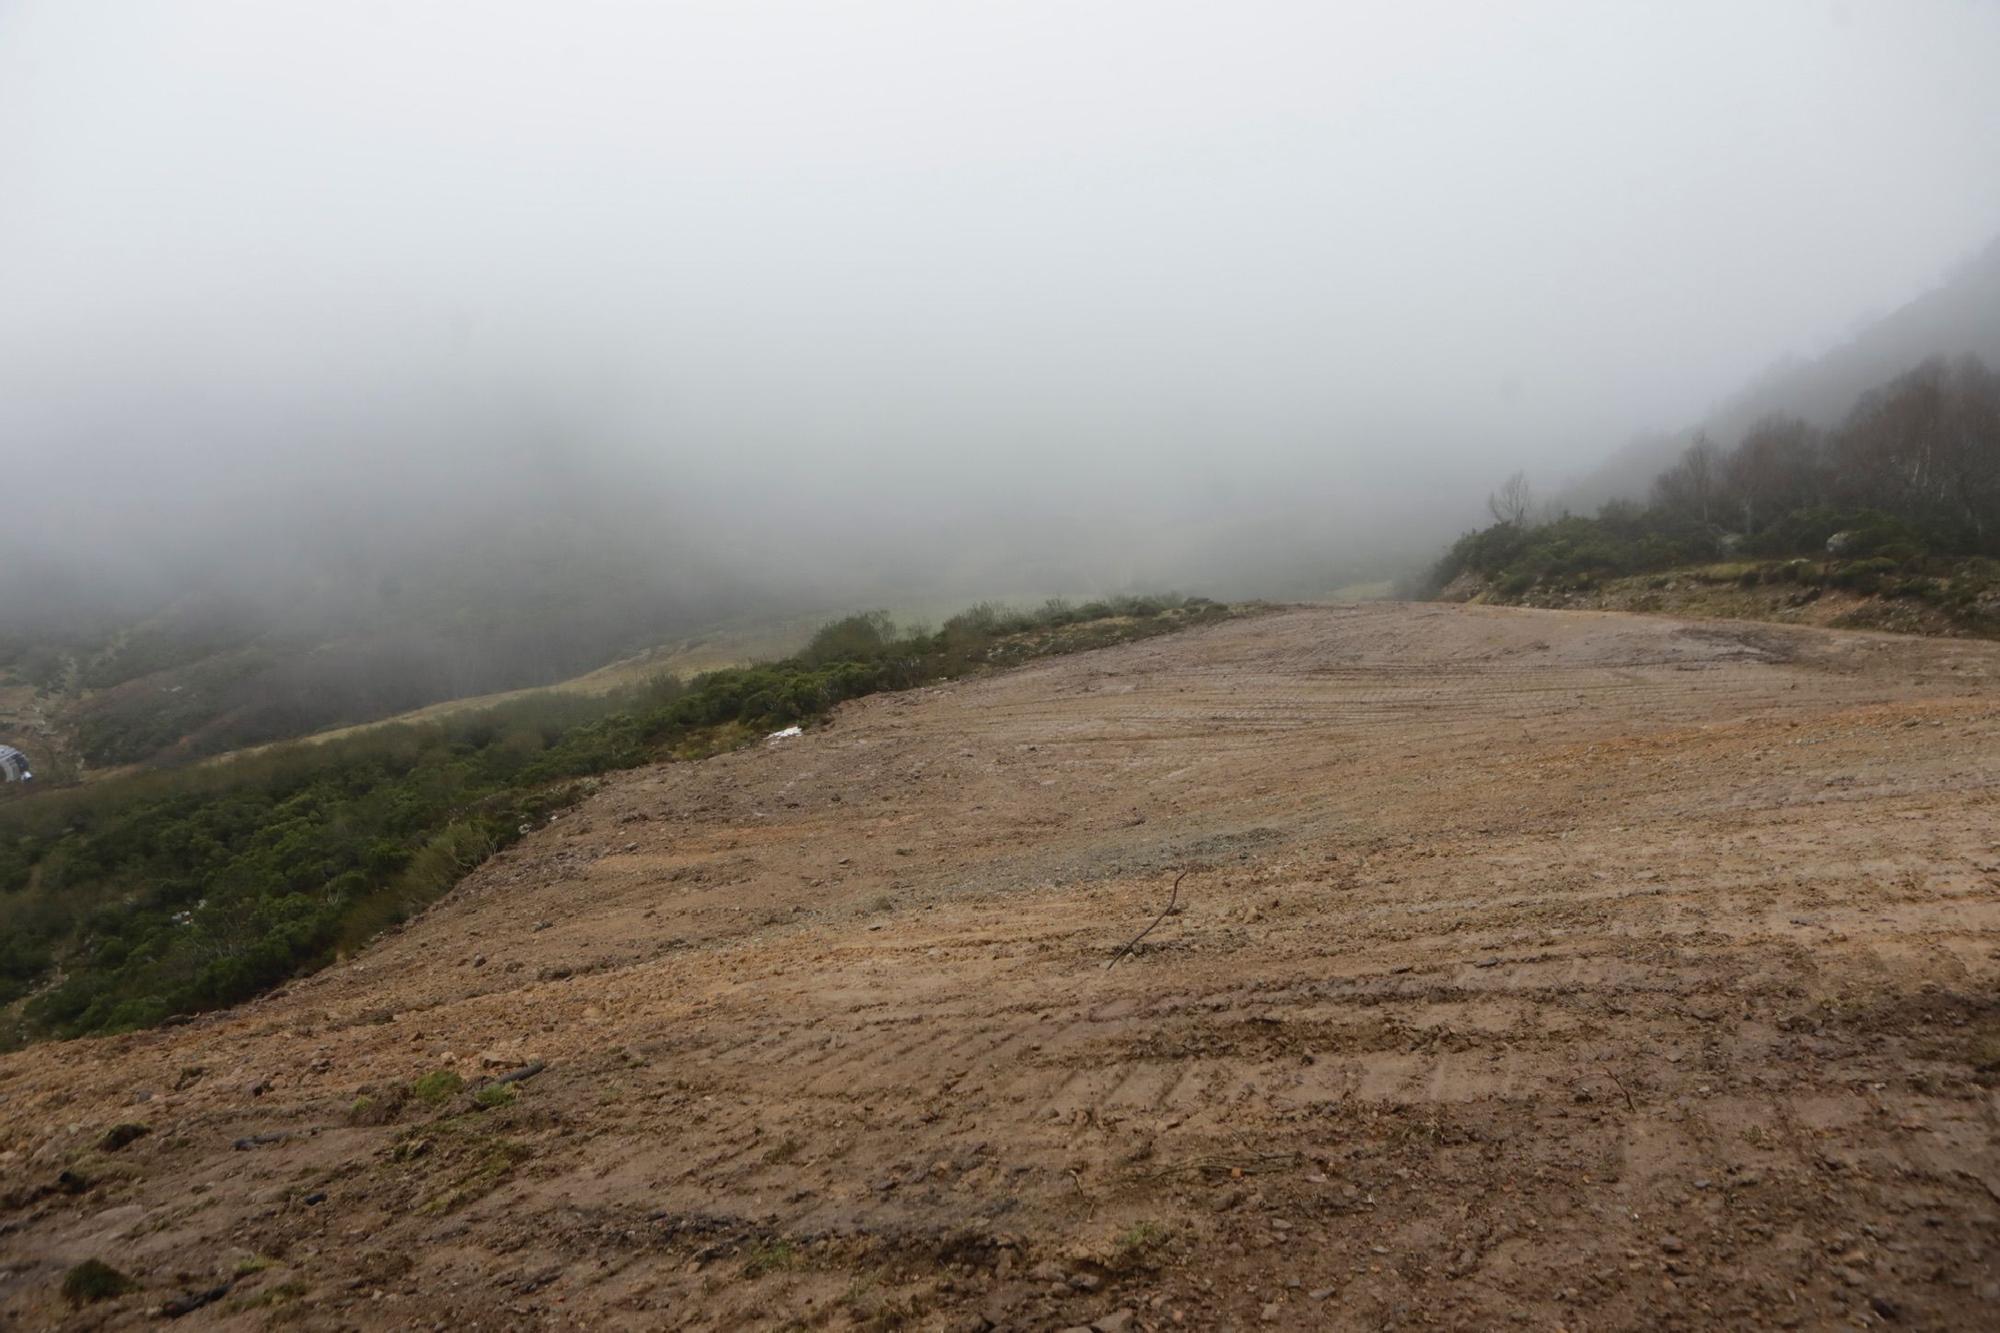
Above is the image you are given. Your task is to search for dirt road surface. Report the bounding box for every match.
[4,603,1999,1330]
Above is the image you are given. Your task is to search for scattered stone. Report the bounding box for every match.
[1094,1310,1136,1333]
[1660,1235,1685,1255]
[493,1059,546,1088]
[1069,1273,1102,1292]
[232,1132,287,1151]
[158,1282,233,1318]
[1310,1287,1336,1301]
[1028,1261,1067,1283]
[1262,1301,1282,1322]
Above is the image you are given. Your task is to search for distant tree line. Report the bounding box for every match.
[1430,355,2000,597]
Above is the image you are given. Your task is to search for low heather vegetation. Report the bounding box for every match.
[0,595,1226,1046]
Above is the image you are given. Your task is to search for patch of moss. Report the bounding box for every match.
[472,1082,516,1110]
[742,1239,799,1277]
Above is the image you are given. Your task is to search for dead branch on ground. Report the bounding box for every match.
[1106,868,1189,969]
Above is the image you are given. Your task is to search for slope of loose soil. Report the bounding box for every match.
[3,603,1998,1330]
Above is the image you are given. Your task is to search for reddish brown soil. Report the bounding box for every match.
[4,603,1999,1330]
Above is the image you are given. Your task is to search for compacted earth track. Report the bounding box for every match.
[4,603,1999,1330]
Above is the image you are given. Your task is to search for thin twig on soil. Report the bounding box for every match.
[1106,869,1190,969]
[1605,1068,1637,1112]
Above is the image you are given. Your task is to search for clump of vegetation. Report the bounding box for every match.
[62,1259,136,1305]
[1112,1219,1173,1269]
[96,1122,151,1152]
[471,1082,517,1110]
[347,1085,412,1126]
[222,1279,308,1313]
[0,596,1230,1046]
[389,1122,532,1215]
[742,1239,800,1277]
[410,1069,465,1106]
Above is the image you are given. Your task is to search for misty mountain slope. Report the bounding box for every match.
[0,509,789,773]
[1709,235,2000,439]
[1569,234,2000,507]
[2,603,1996,1328]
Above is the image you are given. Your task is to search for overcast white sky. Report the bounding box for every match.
[3,1,1999,594]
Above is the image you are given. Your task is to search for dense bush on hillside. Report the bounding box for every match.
[0,595,1225,1045]
[1429,356,2000,600]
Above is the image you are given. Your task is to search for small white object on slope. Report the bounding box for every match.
[766,725,803,743]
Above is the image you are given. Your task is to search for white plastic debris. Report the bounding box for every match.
[766,725,803,742]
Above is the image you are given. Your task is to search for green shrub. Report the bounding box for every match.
[1831,557,1900,592]
[62,1260,136,1305]
[799,611,896,666]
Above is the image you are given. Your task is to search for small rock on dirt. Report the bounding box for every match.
[158,1283,233,1318]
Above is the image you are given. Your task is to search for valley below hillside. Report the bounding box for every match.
[3,602,1998,1329]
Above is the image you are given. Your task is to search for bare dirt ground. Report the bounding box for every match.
[4,603,1999,1331]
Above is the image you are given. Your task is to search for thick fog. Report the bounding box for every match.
[6,0,2000,614]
